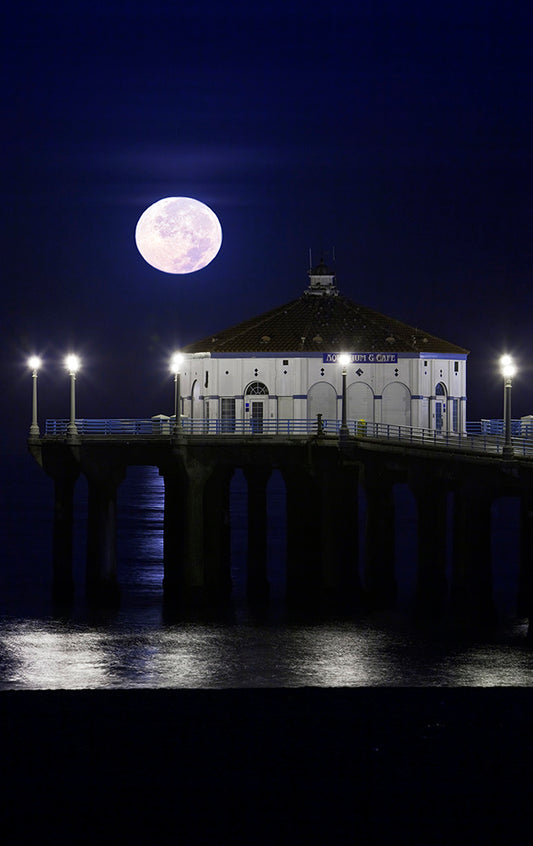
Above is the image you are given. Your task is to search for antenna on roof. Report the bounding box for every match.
[308,248,312,271]
[332,245,336,265]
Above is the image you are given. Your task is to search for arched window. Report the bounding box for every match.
[435,382,446,396]
[245,381,269,395]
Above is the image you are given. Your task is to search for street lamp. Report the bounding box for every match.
[64,354,81,437]
[338,353,351,437]
[28,356,42,438]
[170,352,184,433]
[500,354,516,458]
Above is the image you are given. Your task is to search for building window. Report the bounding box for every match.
[435,382,446,396]
[454,361,459,373]
[452,399,459,432]
[283,360,289,366]
[221,398,236,432]
[245,381,269,395]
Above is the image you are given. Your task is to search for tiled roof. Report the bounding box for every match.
[184,288,469,356]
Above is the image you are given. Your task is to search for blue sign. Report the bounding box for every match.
[322,352,398,364]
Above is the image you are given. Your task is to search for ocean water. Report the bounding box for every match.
[0,454,530,690]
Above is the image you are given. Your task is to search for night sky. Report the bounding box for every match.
[3,0,532,452]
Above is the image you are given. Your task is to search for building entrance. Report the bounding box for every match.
[435,383,447,432]
[245,381,269,433]
[251,401,264,433]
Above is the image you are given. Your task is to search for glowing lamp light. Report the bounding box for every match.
[338,353,351,370]
[170,352,184,374]
[500,355,516,380]
[502,362,516,379]
[28,355,42,373]
[65,354,81,375]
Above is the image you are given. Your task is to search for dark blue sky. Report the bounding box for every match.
[2,0,532,450]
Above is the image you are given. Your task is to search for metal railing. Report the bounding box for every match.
[362,421,533,456]
[466,419,533,438]
[44,417,339,436]
[42,417,533,457]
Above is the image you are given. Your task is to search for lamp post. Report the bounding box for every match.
[28,356,42,438]
[65,354,80,437]
[338,353,351,438]
[170,352,184,433]
[500,354,516,458]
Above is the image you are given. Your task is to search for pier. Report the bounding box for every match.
[28,418,533,631]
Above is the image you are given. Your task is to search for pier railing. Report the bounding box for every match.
[42,417,533,457]
[467,419,533,437]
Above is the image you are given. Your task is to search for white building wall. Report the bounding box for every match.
[181,352,467,432]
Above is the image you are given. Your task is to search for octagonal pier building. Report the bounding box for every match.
[180,261,468,434]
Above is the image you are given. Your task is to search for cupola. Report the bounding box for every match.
[306,259,338,296]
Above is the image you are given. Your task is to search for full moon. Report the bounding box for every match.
[135,197,222,274]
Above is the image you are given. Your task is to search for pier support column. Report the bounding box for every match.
[85,465,125,603]
[203,466,233,600]
[244,466,272,601]
[411,475,449,620]
[161,455,214,604]
[282,465,321,606]
[363,468,396,609]
[518,487,533,636]
[316,461,361,606]
[51,470,79,601]
[451,481,496,625]
[181,459,212,599]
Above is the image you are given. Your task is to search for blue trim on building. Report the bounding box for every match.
[323,352,398,364]
[404,353,468,360]
[207,351,468,360]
